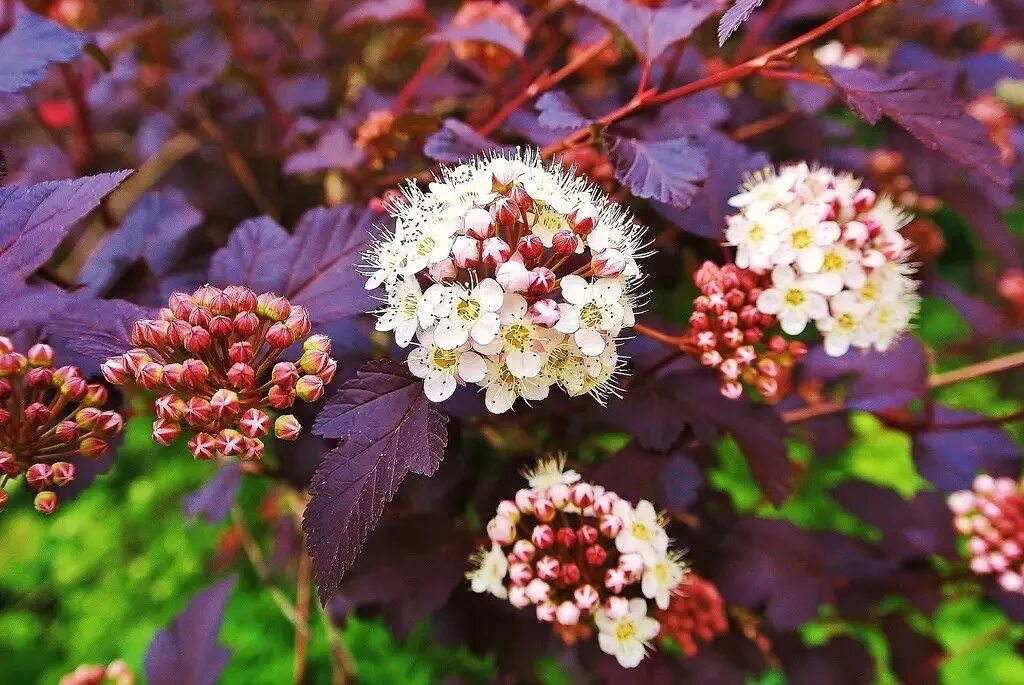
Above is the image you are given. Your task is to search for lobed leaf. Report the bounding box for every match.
[912,407,1022,493]
[182,463,243,525]
[0,9,89,94]
[535,91,593,131]
[573,0,718,64]
[304,360,448,604]
[718,0,766,46]
[46,298,155,362]
[336,0,427,29]
[433,18,526,58]
[423,119,511,163]
[608,134,709,209]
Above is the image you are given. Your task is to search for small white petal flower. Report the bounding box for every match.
[614,500,669,564]
[467,544,509,598]
[641,553,688,610]
[594,598,660,668]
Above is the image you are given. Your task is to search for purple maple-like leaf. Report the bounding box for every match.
[336,0,427,28]
[718,0,766,46]
[433,18,527,58]
[304,360,448,604]
[0,281,74,336]
[79,189,203,295]
[0,9,89,94]
[831,481,957,561]
[168,27,230,99]
[183,463,243,525]
[0,171,133,280]
[283,125,366,175]
[145,576,235,685]
[826,66,1011,191]
[209,216,294,295]
[535,91,594,130]
[573,0,718,64]
[912,406,1022,493]
[608,134,708,209]
[423,119,511,163]
[46,298,154,363]
[800,337,928,412]
[281,205,377,323]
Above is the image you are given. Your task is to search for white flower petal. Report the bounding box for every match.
[560,275,590,305]
[574,328,606,356]
[458,351,486,383]
[424,373,457,402]
[756,288,784,315]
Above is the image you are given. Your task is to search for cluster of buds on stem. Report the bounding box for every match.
[654,572,729,656]
[101,285,336,461]
[949,474,1024,594]
[689,261,806,400]
[59,660,134,685]
[0,337,122,515]
[467,457,686,668]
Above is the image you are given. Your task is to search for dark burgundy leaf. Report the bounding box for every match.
[304,360,448,603]
[573,0,718,64]
[423,119,511,163]
[653,131,768,239]
[943,182,1023,269]
[718,0,766,46]
[0,9,89,94]
[925,277,1004,339]
[209,216,294,295]
[183,463,243,525]
[284,125,366,175]
[0,281,74,336]
[961,53,1024,97]
[912,407,1022,493]
[831,481,957,560]
[433,18,527,58]
[274,74,329,114]
[800,337,928,412]
[535,91,593,130]
[662,451,705,512]
[608,134,708,209]
[281,205,377,323]
[729,404,793,507]
[145,576,235,685]
[336,0,426,28]
[882,614,943,685]
[0,171,133,280]
[46,298,154,363]
[80,189,203,295]
[785,636,876,685]
[826,66,1011,191]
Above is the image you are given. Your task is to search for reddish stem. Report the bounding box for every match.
[391,43,449,115]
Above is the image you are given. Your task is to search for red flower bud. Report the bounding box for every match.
[274,414,301,440]
[25,367,53,388]
[184,326,213,354]
[208,315,234,338]
[189,432,217,460]
[161,363,184,391]
[258,293,291,321]
[234,312,260,336]
[227,363,256,390]
[34,491,58,514]
[561,562,582,586]
[303,334,332,355]
[80,437,109,458]
[215,429,245,456]
[508,185,533,212]
[465,206,495,240]
[570,204,598,235]
[210,389,241,419]
[229,341,255,364]
[169,292,194,319]
[492,197,520,228]
[0,408,8,427]
[60,376,88,401]
[517,234,544,260]
[552,230,579,255]
[24,402,52,427]
[272,362,300,388]
[187,307,211,327]
[267,385,296,409]
[168,319,191,347]
[82,383,108,408]
[482,236,512,267]
[241,438,264,461]
[183,397,214,427]
[181,359,210,388]
[532,523,555,549]
[27,343,55,367]
[94,411,124,437]
[192,285,221,308]
[296,375,325,402]
[529,267,556,294]
[0,352,26,377]
[155,394,185,421]
[585,544,607,567]
[56,420,80,443]
[556,527,577,548]
[208,291,232,316]
[576,524,599,546]
[26,463,52,489]
[134,362,164,390]
[226,285,258,312]
[0,450,18,476]
[287,307,312,339]
[0,336,11,354]
[265,323,294,348]
[75,407,101,430]
[240,408,271,437]
[316,359,338,384]
[50,461,75,486]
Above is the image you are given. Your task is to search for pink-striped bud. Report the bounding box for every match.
[452,236,481,268]
[240,408,271,437]
[496,260,531,292]
[464,207,494,240]
[594,492,618,516]
[101,357,131,384]
[487,515,517,545]
[27,343,55,367]
[525,578,550,603]
[24,402,51,427]
[571,483,595,509]
[268,385,296,409]
[50,461,75,487]
[509,562,533,585]
[592,249,626,277]
[604,567,628,593]
[599,514,623,538]
[182,359,210,387]
[533,497,556,522]
[536,601,557,622]
[532,523,555,549]
[25,367,53,388]
[299,349,332,376]
[574,584,600,611]
[94,411,124,437]
[34,491,58,514]
[556,527,576,548]
[585,543,607,567]
[82,384,108,408]
[227,342,254,365]
[189,432,217,460]
[257,293,291,322]
[155,394,185,421]
[215,429,245,456]
[561,562,581,586]
[577,525,599,547]
[55,420,80,443]
[570,203,598,235]
[296,375,325,402]
[556,601,581,626]
[265,323,294,349]
[482,236,511,267]
[274,414,301,440]
[286,307,312,339]
[234,311,260,336]
[226,285,258,312]
[206,315,233,338]
[184,326,212,354]
[183,397,214,427]
[536,555,561,581]
[0,450,18,476]
[511,540,535,561]
[272,362,300,388]
[79,437,109,458]
[517,234,544,260]
[241,438,264,461]
[227,363,256,390]
[152,419,181,446]
[210,389,241,419]
[529,267,556,294]
[514,487,536,514]
[60,376,88,401]
[508,185,533,212]
[721,380,744,399]
[552,230,579,255]
[26,463,53,489]
[529,299,560,326]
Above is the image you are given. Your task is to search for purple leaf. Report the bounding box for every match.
[209,216,295,295]
[925,278,1004,339]
[573,0,718,64]
[800,337,928,412]
[608,134,708,209]
[718,0,766,46]
[912,407,1022,493]
[882,614,943,685]
[145,577,235,685]
[831,481,957,560]
[80,189,204,295]
[826,66,1011,191]
[46,298,154,363]
[423,119,511,163]
[336,0,426,28]
[729,404,793,506]
[433,18,526,58]
[785,637,876,685]
[0,171,133,280]
[281,205,377,323]
[961,53,1024,97]
[535,91,594,131]
[0,10,89,94]
[304,360,448,603]
[183,463,243,525]
[943,183,1023,269]
[0,281,74,336]
[168,27,230,99]
[284,125,366,175]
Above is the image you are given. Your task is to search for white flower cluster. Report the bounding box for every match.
[467,458,686,668]
[363,150,648,413]
[725,162,920,356]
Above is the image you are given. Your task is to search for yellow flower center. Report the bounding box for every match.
[431,347,459,370]
[615,620,637,642]
[416,236,436,257]
[580,303,603,328]
[502,323,531,351]
[823,252,844,272]
[545,346,572,371]
[631,521,651,542]
[784,289,806,307]
[401,294,420,317]
[749,225,766,241]
[456,298,481,322]
[861,282,878,301]
[837,313,856,331]
[538,209,567,233]
[792,228,812,249]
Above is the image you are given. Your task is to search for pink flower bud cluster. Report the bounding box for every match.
[101,285,336,461]
[364,151,648,413]
[467,457,686,668]
[949,474,1024,594]
[689,261,807,400]
[59,660,134,685]
[654,572,729,657]
[0,337,122,515]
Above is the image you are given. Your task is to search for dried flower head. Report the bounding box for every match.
[654,572,728,656]
[363,150,649,413]
[0,337,122,515]
[949,474,1024,594]
[467,456,686,668]
[725,162,920,357]
[101,285,336,461]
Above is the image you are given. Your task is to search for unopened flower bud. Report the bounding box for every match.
[514,488,536,514]
[25,367,53,388]
[215,429,245,456]
[258,293,292,322]
[274,414,301,440]
[487,515,517,545]
[34,491,58,514]
[152,419,181,446]
[464,207,495,240]
[533,497,556,522]
[268,385,296,409]
[482,236,512,267]
[26,463,52,489]
[286,308,312,339]
[452,236,481,268]
[552,230,579,255]
[517,234,544,260]
[241,438,264,461]
[570,204,598,235]
[24,402,51,427]
[189,432,217,460]
[207,315,234,338]
[265,323,294,349]
[234,312,260,336]
[536,601,557,622]
[605,567,628,593]
[532,523,555,549]
[529,267,556,294]
[556,601,581,626]
[227,285,258,312]
[79,437,109,458]
[585,544,607,567]
[101,357,131,384]
[508,585,530,608]
[525,578,550,603]
[240,408,270,437]
[592,249,626,277]
[536,555,561,581]
[511,539,536,561]
[210,389,241,419]
[296,375,325,402]
[27,343,55,367]
[605,596,630,619]
[94,411,124,437]
[497,499,520,522]
[55,420,80,443]
[577,525,599,546]
[227,363,256,389]
[184,326,212,354]
[599,514,623,537]
[496,260,531,292]
[574,584,600,611]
